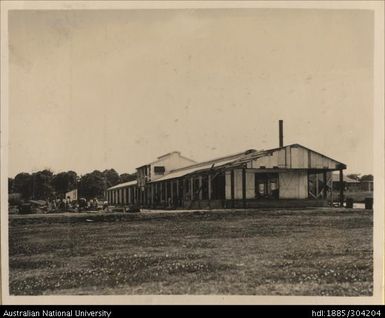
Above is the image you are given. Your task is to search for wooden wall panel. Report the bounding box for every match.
[234,169,243,199]
[279,171,308,199]
[246,171,255,199]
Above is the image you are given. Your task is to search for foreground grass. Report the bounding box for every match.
[9,208,373,296]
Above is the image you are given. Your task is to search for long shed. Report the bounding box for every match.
[106,143,346,209]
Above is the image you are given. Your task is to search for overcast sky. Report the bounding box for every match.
[8,9,374,177]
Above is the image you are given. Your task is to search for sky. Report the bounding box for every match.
[8,9,374,177]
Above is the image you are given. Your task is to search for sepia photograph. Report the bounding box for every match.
[1,1,383,305]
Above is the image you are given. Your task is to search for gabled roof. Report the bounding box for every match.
[153,144,346,182]
[332,174,360,183]
[136,151,196,169]
[107,143,346,189]
[288,143,346,167]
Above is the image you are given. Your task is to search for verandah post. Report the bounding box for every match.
[339,169,344,207]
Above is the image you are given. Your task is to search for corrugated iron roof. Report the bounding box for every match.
[153,149,269,182]
[107,144,347,190]
[332,174,360,183]
[107,180,137,190]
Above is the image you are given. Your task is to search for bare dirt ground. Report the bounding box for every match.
[8,208,373,296]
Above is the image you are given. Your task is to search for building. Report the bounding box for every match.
[332,174,374,193]
[106,142,347,209]
[65,189,78,201]
[332,174,360,192]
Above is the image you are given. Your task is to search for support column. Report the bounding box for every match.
[339,169,344,207]
[137,187,139,205]
[208,174,212,200]
[151,183,154,207]
[190,177,194,201]
[330,174,333,206]
[207,174,212,209]
[230,170,235,208]
[160,183,164,204]
[182,178,186,207]
[242,168,246,208]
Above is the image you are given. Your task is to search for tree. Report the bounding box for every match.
[31,170,54,200]
[120,173,136,183]
[13,172,33,199]
[78,170,106,200]
[360,174,373,182]
[8,178,14,194]
[52,171,78,196]
[103,169,120,188]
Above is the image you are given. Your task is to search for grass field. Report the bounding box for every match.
[9,208,373,296]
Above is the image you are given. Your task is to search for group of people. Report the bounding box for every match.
[46,197,106,212]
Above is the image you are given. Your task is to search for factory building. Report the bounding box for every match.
[106,122,346,209]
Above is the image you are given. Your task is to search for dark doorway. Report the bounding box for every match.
[212,173,225,200]
[255,173,279,199]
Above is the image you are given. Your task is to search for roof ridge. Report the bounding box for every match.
[168,150,250,173]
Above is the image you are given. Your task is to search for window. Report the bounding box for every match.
[154,166,165,175]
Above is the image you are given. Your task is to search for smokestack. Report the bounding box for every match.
[279,120,283,148]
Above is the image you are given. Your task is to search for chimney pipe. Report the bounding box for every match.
[279,120,283,148]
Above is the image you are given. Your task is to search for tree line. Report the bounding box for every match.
[8,169,136,202]
[346,174,373,182]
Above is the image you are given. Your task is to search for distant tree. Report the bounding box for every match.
[103,169,121,188]
[52,171,78,196]
[8,193,22,206]
[13,172,33,199]
[120,173,136,183]
[360,174,373,182]
[78,170,106,200]
[8,178,14,194]
[347,174,360,181]
[31,170,54,200]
